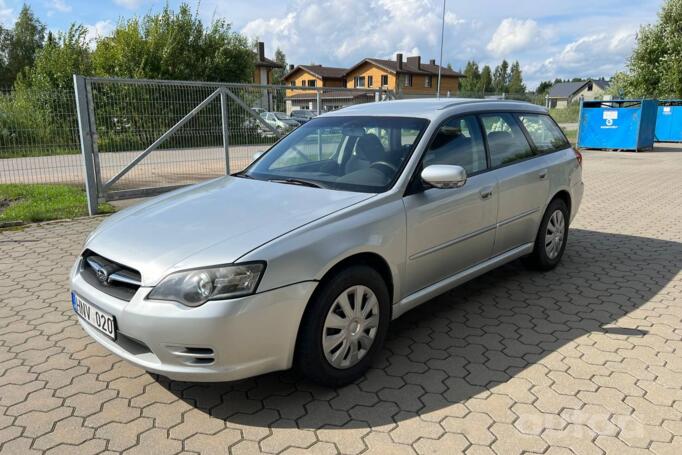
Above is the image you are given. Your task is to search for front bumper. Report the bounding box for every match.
[70,265,317,382]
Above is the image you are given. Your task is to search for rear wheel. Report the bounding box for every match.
[523,198,569,270]
[296,266,390,387]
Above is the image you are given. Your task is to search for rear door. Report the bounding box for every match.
[479,113,550,255]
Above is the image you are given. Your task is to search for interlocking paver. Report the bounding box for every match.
[0,147,681,454]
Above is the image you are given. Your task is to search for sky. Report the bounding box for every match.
[0,0,665,89]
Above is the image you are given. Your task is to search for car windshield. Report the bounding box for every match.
[241,116,429,193]
[293,111,313,118]
[274,113,290,120]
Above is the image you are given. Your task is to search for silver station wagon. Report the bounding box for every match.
[70,99,583,386]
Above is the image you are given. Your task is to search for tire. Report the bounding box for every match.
[523,198,570,271]
[296,265,390,387]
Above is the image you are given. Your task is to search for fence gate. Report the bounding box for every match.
[74,75,388,214]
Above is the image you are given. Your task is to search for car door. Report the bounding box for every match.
[479,112,550,255]
[403,115,498,296]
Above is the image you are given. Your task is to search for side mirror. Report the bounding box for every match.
[421,165,467,189]
[253,151,265,160]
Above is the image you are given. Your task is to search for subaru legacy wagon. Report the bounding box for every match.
[70,99,583,386]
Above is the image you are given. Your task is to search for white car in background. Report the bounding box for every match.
[260,111,301,131]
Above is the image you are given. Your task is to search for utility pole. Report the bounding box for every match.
[437,0,446,98]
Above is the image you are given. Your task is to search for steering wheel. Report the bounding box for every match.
[370,161,398,174]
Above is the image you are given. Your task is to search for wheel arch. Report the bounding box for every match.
[549,189,572,219]
[292,252,395,365]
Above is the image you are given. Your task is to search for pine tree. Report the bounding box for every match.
[507,61,526,94]
[492,60,509,93]
[479,65,493,93]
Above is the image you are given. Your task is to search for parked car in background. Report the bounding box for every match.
[290,109,317,124]
[70,99,583,387]
[260,111,300,131]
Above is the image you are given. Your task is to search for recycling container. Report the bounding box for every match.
[655,100,682,142]
[577,99,657,151]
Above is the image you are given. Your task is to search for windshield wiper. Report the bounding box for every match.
[268,178,324,188]
[232,171,254,179]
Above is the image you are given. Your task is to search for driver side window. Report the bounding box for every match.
[422,115,487,174]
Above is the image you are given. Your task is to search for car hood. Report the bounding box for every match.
[86,177,373,286]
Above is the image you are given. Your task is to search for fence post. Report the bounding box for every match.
[375,91,380,102]
[73,74,99,216]
[316,90,321,115]
[220,88,231,175]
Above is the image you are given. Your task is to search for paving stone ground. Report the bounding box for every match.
[1,147,681,455]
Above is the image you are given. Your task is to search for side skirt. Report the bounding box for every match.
[392,243,534,319]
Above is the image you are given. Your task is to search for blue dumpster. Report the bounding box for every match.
[577,99,657,151]
[655,100,682,142]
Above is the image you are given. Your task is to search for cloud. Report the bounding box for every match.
[240,0,475,65]
[85,20,115,46]
[48,0,72,13]
[113,0,145,9]
[0,0,13,25]
[486,18,546,56]
[534,29,637,80]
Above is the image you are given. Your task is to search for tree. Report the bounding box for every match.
[536,80,553,95]
[507,61,526,94]
[492,60,509,93]
[625,0,682,97]
[460,60,481,93]
[479,65,493,93]
[1,5,46,87]
[271,48,287,85]
[17,24,92,91]
[92,3,254,82]
[607,72,630,99]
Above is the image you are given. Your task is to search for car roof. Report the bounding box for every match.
[322,98,548,120]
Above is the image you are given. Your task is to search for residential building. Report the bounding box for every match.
[344,54,463,96]
[547,79,610,108]
[283,64,374,113]
[252,42,283,85]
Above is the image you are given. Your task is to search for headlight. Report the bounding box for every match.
[147,263,265,307]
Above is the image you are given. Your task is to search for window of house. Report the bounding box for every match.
[425,76,432,88]
[422,115,487,175]
[367,75,374,87]
[307,80,317,87]
[480,113,534,167]
[404,74,412,87]
[381,74,389,86]
[290,81,296,87]
[517,114,570,153]
[587,82,593,91]
[354,76,366,88]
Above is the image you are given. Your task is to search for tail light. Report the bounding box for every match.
[574,149,583,167]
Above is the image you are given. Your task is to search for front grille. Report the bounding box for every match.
[80,250,142,301]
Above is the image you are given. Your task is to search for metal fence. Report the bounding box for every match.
[0,87,83,185]
[76,76,390,212]
[1,76,548,214]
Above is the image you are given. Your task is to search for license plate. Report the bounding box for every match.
[71,293,117,340]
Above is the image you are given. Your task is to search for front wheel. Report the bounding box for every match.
[523,199,570,270]
[295,266,390,387]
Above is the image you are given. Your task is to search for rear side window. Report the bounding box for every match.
[518,114,570,153]
[480,113,534,167]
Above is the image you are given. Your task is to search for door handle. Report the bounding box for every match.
[479,187,494,199]
[538,170,548,179]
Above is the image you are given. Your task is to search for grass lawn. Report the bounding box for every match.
[0,184,115,224]
[549,104,581,124]
[563,128,577,145]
